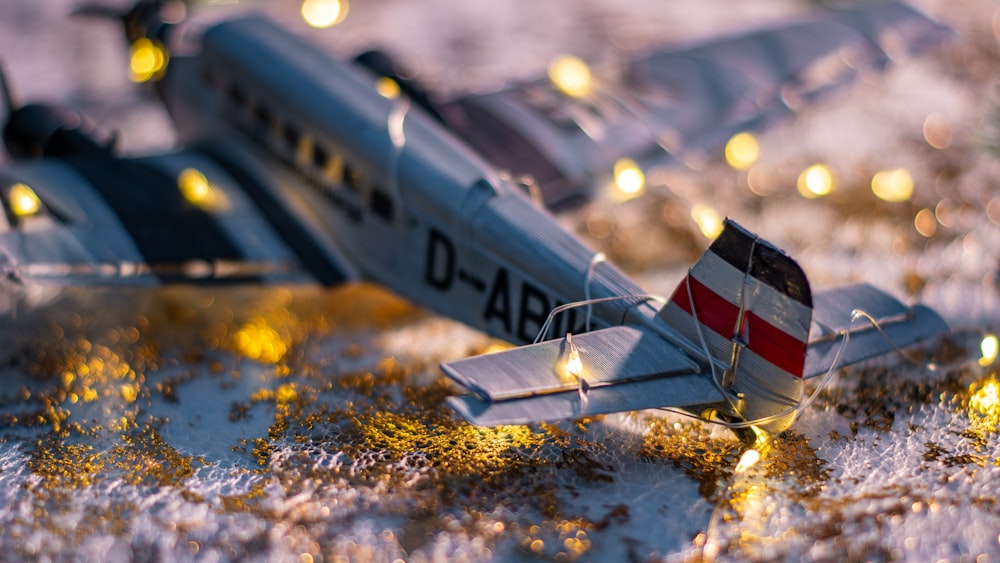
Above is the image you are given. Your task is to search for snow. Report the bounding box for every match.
[0,0,998,561]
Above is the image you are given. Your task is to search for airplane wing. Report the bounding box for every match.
[804,283,948,379]
[0,147,351,287]
[443,324,721,426]
[435,1,950,207]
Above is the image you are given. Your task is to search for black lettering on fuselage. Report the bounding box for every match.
[484,268,512,335]
[425,228,455,290]
[517,282,549,342]
[417,227,595,342]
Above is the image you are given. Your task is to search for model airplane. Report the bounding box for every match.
[0,1,949,440]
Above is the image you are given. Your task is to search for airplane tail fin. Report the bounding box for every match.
[658,219,812,431]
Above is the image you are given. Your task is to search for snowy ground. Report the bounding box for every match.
[0,0,999,561]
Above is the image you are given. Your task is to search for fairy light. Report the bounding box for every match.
[8,182,42,217]
[724,132,759,170]
[548,55,592,98]
[375,76,401,99]
[612,158,645,198]
[301,0,348,28]
[691,204,724,239]
[871,168,914,202]
[734,425,769,474]
[734,448,761,474]
[980,334,998,366]
[178,168,211,204]
[177,168,226,210]
[796,164,833,198]
[129,38,167,83]
[565,333,583,381]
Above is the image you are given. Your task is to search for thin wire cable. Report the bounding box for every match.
[532,294,666,344]
[584,252,607,333]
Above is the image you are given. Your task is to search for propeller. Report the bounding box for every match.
[72,0,188,44]
[0,60,108,160]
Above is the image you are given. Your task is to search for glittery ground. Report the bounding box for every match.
[1,0,999,561]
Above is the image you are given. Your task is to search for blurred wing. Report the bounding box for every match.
[441,2,949,208]
[0,149,351,286]
[804,283,948,378]
[443,325,722,426]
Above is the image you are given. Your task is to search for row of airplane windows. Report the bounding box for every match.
[205,69,396,224]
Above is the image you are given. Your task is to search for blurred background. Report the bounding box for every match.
[0,0,998,561]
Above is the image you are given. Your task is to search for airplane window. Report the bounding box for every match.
[284,123,299,150]
[344,163,363,192]
[254,104,272,126]
[228,83,246,106]
[313,144,328,169]
[370,187,394,221]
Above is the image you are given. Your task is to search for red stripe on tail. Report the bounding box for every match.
[669,274,807,377]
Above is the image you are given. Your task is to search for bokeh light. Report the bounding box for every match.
[375,76,401,99]
[8,182,42,217]
[691,204,724,239]
[129,38,167,83]
[796,164,833,198]
[871,168,913,202]
[548,55,592,98]
[724,132,759,170]
[734,448,760,474]
[178,168,226,210]
[914,208,936,238]
[613,158,645,198]
[979,334,998,366]
[178,168,211,204]
[301,0,348,28]
[922,113,952,149]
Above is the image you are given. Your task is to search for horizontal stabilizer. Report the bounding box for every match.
[804,283,948,378]
[448,373,720,426]
[443,325,722,425]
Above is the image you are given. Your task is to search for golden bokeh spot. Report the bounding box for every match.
[690,204,724,239]
[129,38,168,83]
[724,132,759,170]
[979,334,998,367]
[796,164,833,199]
[612,158,645,198]
[871,168,914,202]
[275,383,298,404]
[914,208,937,238]
[375,76,401,100]
[120,384,137,403]
[232,318,289,364]
[301,0,348,28]
[734,448,761,474]
[8,182,42,217]
[178,168,226,210]
[923,112,952,150]
[178,168,210,202]
[548,55,592,98]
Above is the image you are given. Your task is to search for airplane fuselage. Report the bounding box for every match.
[157,15,677,350]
